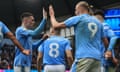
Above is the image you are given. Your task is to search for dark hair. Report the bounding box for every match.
[94,10,105,18]
[50,27,61,35]
[54,28,61,35]
[20,12,33,21]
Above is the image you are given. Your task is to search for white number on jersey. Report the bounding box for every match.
[88,22,98,38]
[49,43,59,58]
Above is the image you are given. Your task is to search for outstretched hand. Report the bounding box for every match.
[105,50,112,59]
[49,5,55,17]
[22,49,30,55]
[43,8,47,19]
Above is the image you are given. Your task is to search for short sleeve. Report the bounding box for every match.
[64,16,81,27]
[101,25,107,38]
[103,23,115,38]
[112,49,115,57]
[1,22,10,34]
[65,40,72,50]
[107,29,115,38]
[38,44,44,53]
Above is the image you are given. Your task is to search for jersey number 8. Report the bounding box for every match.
[49,43,59,58]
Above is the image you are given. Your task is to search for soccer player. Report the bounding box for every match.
[14,8,47,72]
[94,10,118,72]
[49,1,110,72]
[0,21,30,55]
[37,27,73,72]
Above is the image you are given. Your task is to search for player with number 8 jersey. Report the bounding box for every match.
[37,28,73,72]
[38,36,71,64]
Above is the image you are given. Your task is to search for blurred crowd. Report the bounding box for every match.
[1,38,120,72]
[0,44,38,69]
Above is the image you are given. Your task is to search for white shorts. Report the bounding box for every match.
[14,66,30,72]
[101,66,105,72]
[44,65,65,72]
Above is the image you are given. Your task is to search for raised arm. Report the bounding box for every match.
[49,5,80,28]
[30,8,47,36]
[49,5,66,28]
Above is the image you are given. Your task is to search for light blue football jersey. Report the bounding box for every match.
[38,36,72,65]
[101,22,117,66]
[0,21,10,48]
[14,18,46,66]
[64,14,105,60]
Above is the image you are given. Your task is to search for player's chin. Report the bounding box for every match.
[28,26,33,29]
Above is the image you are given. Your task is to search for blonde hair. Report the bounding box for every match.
[77,1,89,6]
[76,1,93,15]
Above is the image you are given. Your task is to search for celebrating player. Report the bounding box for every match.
[14,8,47,72]
[94,10,118,72]
[37,27,73,72]
[49,1,110,72]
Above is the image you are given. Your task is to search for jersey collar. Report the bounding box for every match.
[50,35,59,38]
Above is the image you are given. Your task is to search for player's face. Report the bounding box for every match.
[25,16,35,29]
[75,5,80,15]
[95,15,104,23]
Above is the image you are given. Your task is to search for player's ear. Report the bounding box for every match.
[23,18,27,23]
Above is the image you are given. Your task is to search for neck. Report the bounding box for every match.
[83,12,88,14]
[101,19,104,23]
[51,33,60,36]
[78,12,88,15]
[22,23,28,30]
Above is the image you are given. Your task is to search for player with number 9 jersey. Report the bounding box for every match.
[49,1,108,72]
[64,14,104,60]
[63,14,105,72]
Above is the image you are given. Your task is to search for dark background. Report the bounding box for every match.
[0,0,120,69]
[0,0,120,32]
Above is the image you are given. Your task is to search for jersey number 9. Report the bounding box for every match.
[88,22,98,38]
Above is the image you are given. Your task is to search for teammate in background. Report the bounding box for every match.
[14,8,47,72]
[37,27,73,72]
[0,21,30,55]
[94,10,118,72]
[49,1,111,72]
